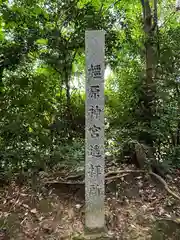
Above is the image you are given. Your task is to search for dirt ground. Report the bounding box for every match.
[1,165,180,239]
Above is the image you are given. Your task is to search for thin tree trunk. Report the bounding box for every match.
[175,84,180,145]
[140,0,156,147]
[176,121,180,145]
[63,51,77,141]
[136,0,158,168]
[64,65,71,110]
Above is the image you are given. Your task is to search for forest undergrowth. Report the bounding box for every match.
[1,163,180,240]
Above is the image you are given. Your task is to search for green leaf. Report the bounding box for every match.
[36,38,48,45]
[28,127,33,133]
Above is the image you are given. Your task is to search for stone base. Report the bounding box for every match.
[84,226,110,239]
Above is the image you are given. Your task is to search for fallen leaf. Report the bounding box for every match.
[23,204,30,209]
[30,208,38,214]
[75,204,81,209]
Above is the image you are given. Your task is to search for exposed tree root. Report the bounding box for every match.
[156,217,180,224]
[149,171,180,201]
[66,173,84,180]
[105,169,145,178]
[105,170,180,201]
[106,174,129,182]
[45,169,180,201]
[64,169,145,181]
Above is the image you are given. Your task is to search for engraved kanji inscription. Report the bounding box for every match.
[89,144,101,157]
[88,164,101,177]
[88,124,101,138]
[89,184,102,196]
[85,30,105,229]
[88,85,100,99]
[88,64,102,79]
[88,105,102,120]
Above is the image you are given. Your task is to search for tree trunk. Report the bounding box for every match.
[0,55,4,94]
[138,0,157,165]
[64,65,71,111]
[175,84,180,145]
[63,52,73,141]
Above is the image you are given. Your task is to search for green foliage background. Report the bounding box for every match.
[0,0,180,175]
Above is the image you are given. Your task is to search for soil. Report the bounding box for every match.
[1,165,180,239]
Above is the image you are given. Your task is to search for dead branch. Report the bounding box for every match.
[44,169,180,201]
[106,174,129,183]
[66,173,84,180]
[65,169,144,180]
[105,169,145,178]
[45,180,84,185]
[63,169,143,181]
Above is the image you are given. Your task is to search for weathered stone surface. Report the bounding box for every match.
[176,0,180,10]
[85,30,105,231]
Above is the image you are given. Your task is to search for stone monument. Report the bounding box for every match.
[85,30,105,237]
[176,0,180,10]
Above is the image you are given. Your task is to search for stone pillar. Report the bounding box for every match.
[176,0,180,10]
[85,30,105,236]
